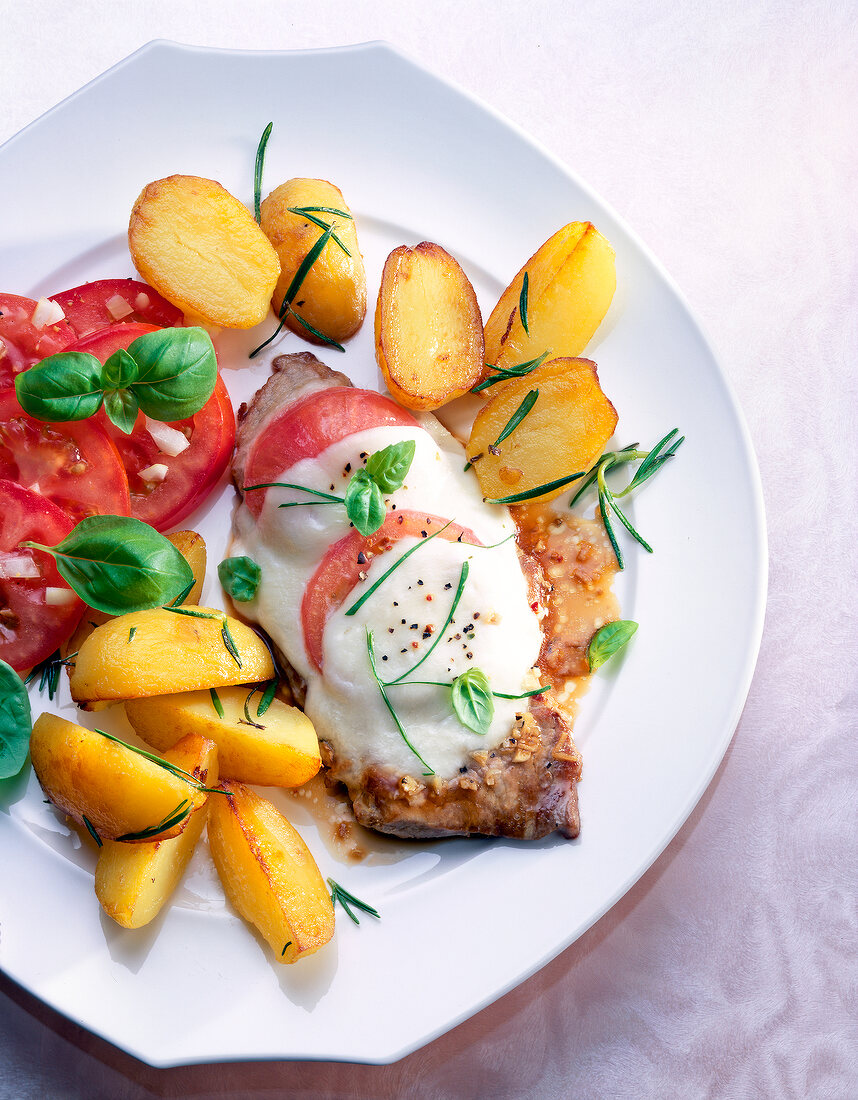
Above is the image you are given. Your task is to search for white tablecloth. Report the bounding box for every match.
[1,2,855,1096]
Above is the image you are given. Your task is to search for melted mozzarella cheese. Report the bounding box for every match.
[233,417,543,779]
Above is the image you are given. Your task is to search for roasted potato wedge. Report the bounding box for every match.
[63,530,207,661]
[208,781,335,963]
[69,606,274,706]
[95,733,218,928]
[374,242,484,409]
[482,222,615,376]
[468,358,617,504]
[260,178,366,344]
[30,714,206,842]
[128,175,280,328]
[125,686,320,788]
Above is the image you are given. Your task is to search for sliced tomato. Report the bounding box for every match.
[0,388,131,523]
[69,321,235,531]
[49,278,183,339]
[0,293,76,388]
[243,388,419,517]
[301,511,481,672]
[0,480,84,671]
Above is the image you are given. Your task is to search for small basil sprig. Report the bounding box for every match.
[451,668,494,735]
[0,659,32,780]
[587,620,638,671]
[344,440,415,535]
[15,326,217,434]
[218,556,261,602]
[23,515,194,615]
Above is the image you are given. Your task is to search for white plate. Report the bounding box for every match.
[0,42,767,1066]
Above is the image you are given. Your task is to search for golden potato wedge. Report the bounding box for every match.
[129,175,280,328]
[468,358,618,504]
[95,733,217,928]
[482,223,616,377]
[374,242,484,410]
[69,606,274,706]
[62,530,207,661]
[260,178,366,344]
[30,713,206,842]
[208,781,334,963]
[125,686,320,788]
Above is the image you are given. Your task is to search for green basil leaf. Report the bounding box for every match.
[129,327,218,420]
[344,469,386,535]
[217,555,261,602]
[587,620,638,672]
[451,668,494,735]
[366,440,416,493]
[102,347,139,390]
[14,351,104,422]
[103,388,139,435]
[23,514,194,615]
[0,659,32,780]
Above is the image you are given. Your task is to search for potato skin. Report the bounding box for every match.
[95,733,218,928]
[128,175,280,328]
[374,242,484,410]
[125,686,321,788]
[260,178,366,344]
[69,606,275,705]
[468,357,618,504]
[30,714,206,842]
[482,222,616,377]
[208,781,335,963]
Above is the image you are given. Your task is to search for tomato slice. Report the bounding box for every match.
[301,511,481,672]
[0,293,76,388]
[0,480,84,671]
[70,322,236,531]
[0,388,131,523]
[49,278,183,339]
[243,388,419,517]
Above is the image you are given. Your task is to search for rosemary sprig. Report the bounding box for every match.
[328,877,380,925]
[95,729,202,787]
[169,578,196,607]
[387,679,551,700]
[519,271,530,334]
[344,520,455,617]
[287,309,346,352]
[209,687,225,719]
[221,620,242,668]
[242,481,345,505]
[464,389,538,471]
[25,649,77,701]
[241,687,265,730]
[117,799,192,842]
[82,814,103,847]
[257,678,278,718]
[471,350,550,394]
[163,606,219,619]
[569,429,684,569]
[385,561,469,685]
[366,628,433,776]
[128,627,137,643]
[287,205,352,255]
[254,121,273,223]
[281,941,293,956]
[486,470,586,505]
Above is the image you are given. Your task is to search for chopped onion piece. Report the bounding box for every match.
[0,552,39,579]
[106,294,134,320]
[134,292,151,310]
[139,463,169,483]
[31,297,65,329]
[45,586,78,606]
[144,416,190,456]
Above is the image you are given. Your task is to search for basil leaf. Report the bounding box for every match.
[23,514,194,615]
[344,469,386,535]
[102,347,138,390]
[129,327,218,420]
[587,620,638,672]
[103,387,139,435]
[451,668,494,735]
[0,659,32,780]
[366,440,416,493]
[218,555,261,602]
[14,351,105,422]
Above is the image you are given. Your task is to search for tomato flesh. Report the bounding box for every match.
[0,293,75,388]
[243,388,419,517]
[0,389,131,524]
[69,321,236,531]
[301,511,481,672]
[49,278,183,339]
[0,479,84,671]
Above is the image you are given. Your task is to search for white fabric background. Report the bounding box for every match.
[1,2,856,1097]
